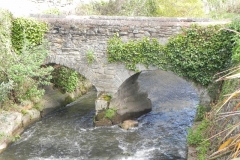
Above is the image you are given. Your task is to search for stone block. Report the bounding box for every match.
[120,120,138,130]
[95,99,108,113]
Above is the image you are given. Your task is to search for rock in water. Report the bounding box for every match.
[120,120,138,130]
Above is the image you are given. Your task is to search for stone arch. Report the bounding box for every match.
[44,56,98,93]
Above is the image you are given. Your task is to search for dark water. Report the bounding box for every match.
[0,70,198,160]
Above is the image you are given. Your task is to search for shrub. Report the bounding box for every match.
[0,9,53,108]
[207,0,240,19]
[7,43,53,103]
[229,18,240,64]
[75,0,204,17]
[187,119,210,145]
[107,36,166,71]
[11,17,48,54]
[51,66,80,93]
[195,105,207,121]
[105,108,117,119]
[165,24,233,86]
[86,50,95,64]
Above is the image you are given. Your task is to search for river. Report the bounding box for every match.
[0,70,198,160]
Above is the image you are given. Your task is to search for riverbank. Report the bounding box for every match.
[187,76,240,159]
[0,80,92,153]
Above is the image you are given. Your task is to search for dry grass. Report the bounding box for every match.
[202,66,240,159]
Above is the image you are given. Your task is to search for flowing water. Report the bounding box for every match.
[0,70,199,160]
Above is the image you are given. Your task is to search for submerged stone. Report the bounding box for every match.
[120,120,138,130]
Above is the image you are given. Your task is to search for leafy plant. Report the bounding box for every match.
[165,24,233,86]
[7,42,53,103]
[107,24,233,86]
[187,119,210,159]
[21,109,27,115]
[0,81,14,104]
[196,140,210,160]
[0,132,7,141]
[33,103,43,111]
[229,17,240,64]
[11,134,21,142]
[103,94,112,102]
[76,0,204,17]
[0,9,12,55]
[0,9,53,109]
[86,50,95,64]
[51,66,80,93]
[43,8,61,15]
[152,0,204,17]
[195,105,207,121]
[207,0,240,19]
[11,17,48,54]
[107,35,166,71]
[105,108,117,119]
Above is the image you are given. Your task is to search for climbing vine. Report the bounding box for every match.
[165,24,233,86]
[107,35,166,71]
[107,24,233,86]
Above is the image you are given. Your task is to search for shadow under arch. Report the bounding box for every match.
[109,69,200,122]
[41,63,96,116]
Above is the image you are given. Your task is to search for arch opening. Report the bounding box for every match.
[41,63,96,116]
[95,69,202,126]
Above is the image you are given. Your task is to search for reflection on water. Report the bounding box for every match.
[0,70,198,160]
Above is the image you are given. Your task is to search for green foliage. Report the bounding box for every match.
[33,103,43,111]
[187,120,210,145]
[43,8,61,15]
[219,79,239,101]
[107,25,233,86]
[0,9,53,109]
[0,132,6,141]
[195,105,207,121]
[207,0,240,19]
[187,119,210,159]
[107,35,166,71]
[11,134,21,142]
[11,17,48,54]
[229,18,240,64]
[21,109,27,115]
[152,0,204,17]
[103,94,112,102]
[0,9,12,55]
[105,108,117,119]
[196,140,210,160]
[51,66,80,93]
[86,50,95,64]
[0,81,14,103]
[7,43,53,103]
[165,25,233,86]
[76,0,204,17]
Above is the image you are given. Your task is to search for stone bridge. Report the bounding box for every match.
[36,15,227,124]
